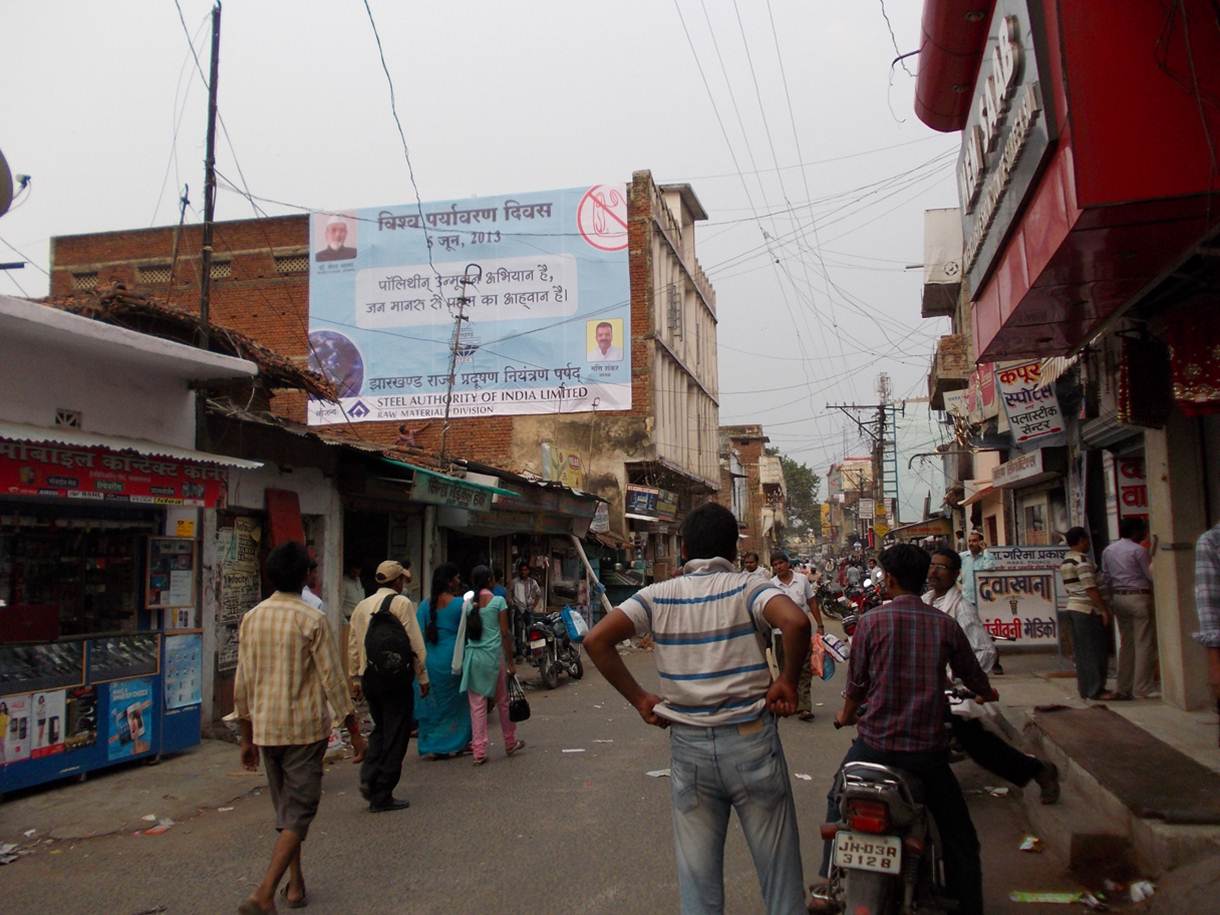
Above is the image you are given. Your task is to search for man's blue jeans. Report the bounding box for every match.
[668,712,805,914]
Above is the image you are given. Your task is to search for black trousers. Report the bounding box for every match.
[359,673,414,806]
[1067,611,1109,699]
[951,716,1041,787]
[821,739,984,915]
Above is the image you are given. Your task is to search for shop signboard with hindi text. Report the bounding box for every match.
[307,184,630,425]
[995,361,1064,446]
[957,0,1057,295]
[0,439,227,507]
[974,568,1059,647]
[980,543,1070,616]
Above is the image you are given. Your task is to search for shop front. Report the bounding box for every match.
[991,446,1068,546]
[915,0,1220,707]
[0,435,257,793]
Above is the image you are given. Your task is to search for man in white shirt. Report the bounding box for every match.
[302,559,324,613]
[924,549,996,673]
[924,548,1060,804]
[770,551,826,721]
[588,321,623,362]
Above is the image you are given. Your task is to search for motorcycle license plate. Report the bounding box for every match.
[833,832,902,874]
[529,638,547,649]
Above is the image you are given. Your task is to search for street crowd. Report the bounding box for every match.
[227,503,1220,915]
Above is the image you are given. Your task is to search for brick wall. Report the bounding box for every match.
[50,180,669,473]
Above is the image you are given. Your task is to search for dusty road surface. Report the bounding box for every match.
[4,651,1089,914]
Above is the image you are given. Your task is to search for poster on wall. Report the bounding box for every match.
[217,517,262,672]
[107,678,154,761]
[974,569,1059,647]
[995,361,1065,446]
[0,693,31,765]
[65,686,98,752]
[30,689,66,758]
[164,634,203,710]
[146,538,197,609]
[306,184,631,425]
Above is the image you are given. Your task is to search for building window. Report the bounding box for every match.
[209,260,232,279]
[71,272,98,290]
[136,263,172,285]
[274,253,309,274]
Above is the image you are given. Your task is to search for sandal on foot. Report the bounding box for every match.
[506,739,526,756]
[280,885,308,909]
[473,755,487,766]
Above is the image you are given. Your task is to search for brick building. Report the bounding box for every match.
[49,171,720,577]
[717,424,785,562]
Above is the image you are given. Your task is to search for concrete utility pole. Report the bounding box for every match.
[439,263,481,464]
[198,1,221,340]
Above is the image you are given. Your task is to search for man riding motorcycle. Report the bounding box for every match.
[812,544,995,915]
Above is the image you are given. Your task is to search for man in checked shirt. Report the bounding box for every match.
[812,543,996,915]
[234,542,366,915]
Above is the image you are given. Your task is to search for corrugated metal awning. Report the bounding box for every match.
[0,420,261,468]
[1040,354,1080,386]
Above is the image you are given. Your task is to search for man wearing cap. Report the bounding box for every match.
[348,561,429,812]
[315,215,356,262]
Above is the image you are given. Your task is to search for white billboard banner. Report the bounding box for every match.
[306,184,630,424]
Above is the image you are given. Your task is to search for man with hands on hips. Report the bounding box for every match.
[584,502,811,915]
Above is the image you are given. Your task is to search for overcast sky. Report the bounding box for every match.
[1,0,958,481]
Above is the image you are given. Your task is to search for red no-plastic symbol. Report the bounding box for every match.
[577,185,628,251]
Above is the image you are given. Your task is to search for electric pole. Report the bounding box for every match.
[439,263,481,464]
[198,1,221,342]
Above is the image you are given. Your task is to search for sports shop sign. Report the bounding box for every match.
[957,1,1057,296]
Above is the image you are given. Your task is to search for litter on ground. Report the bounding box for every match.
[793,773,813,781]
[1008,891,1082,904]
[561,748,586,753]
[1018,834,1042,852]
[646,768,671,778]
[1129,881,1155,902]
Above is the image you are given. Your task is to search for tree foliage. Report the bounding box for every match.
[779,455,821,532]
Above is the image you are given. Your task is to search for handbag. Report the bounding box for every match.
[507,674,531,722]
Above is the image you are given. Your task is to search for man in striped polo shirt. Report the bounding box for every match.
[585,502,811,915]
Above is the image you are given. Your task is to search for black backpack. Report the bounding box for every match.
[363,594,415,682]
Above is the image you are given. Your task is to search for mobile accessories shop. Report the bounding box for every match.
[0,432,258,793]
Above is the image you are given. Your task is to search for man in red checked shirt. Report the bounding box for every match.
[811,543,996,915]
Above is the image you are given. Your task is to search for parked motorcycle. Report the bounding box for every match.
[525,610,584,689]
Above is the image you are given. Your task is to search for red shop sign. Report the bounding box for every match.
[0,438,228,508]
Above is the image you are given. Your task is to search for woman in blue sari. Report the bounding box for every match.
[414,563,472,758]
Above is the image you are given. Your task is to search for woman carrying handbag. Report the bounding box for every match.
[455,565,527,765]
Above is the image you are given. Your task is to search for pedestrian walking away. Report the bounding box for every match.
[925,548,1059,804]
[769,550,826,721]
[416,563,474,758]
[458,565,525,764]
[814,543,997,915]
[348,559,430,812]
[1101,517,1159,698]
[1061,527,1118,701]
[584,502,812,915]
[233,542,366,915]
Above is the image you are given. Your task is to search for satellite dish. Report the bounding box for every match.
[0,149,12,218]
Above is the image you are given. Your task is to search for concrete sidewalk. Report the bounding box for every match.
[988,653,1220,880]
[1,739,265,848]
